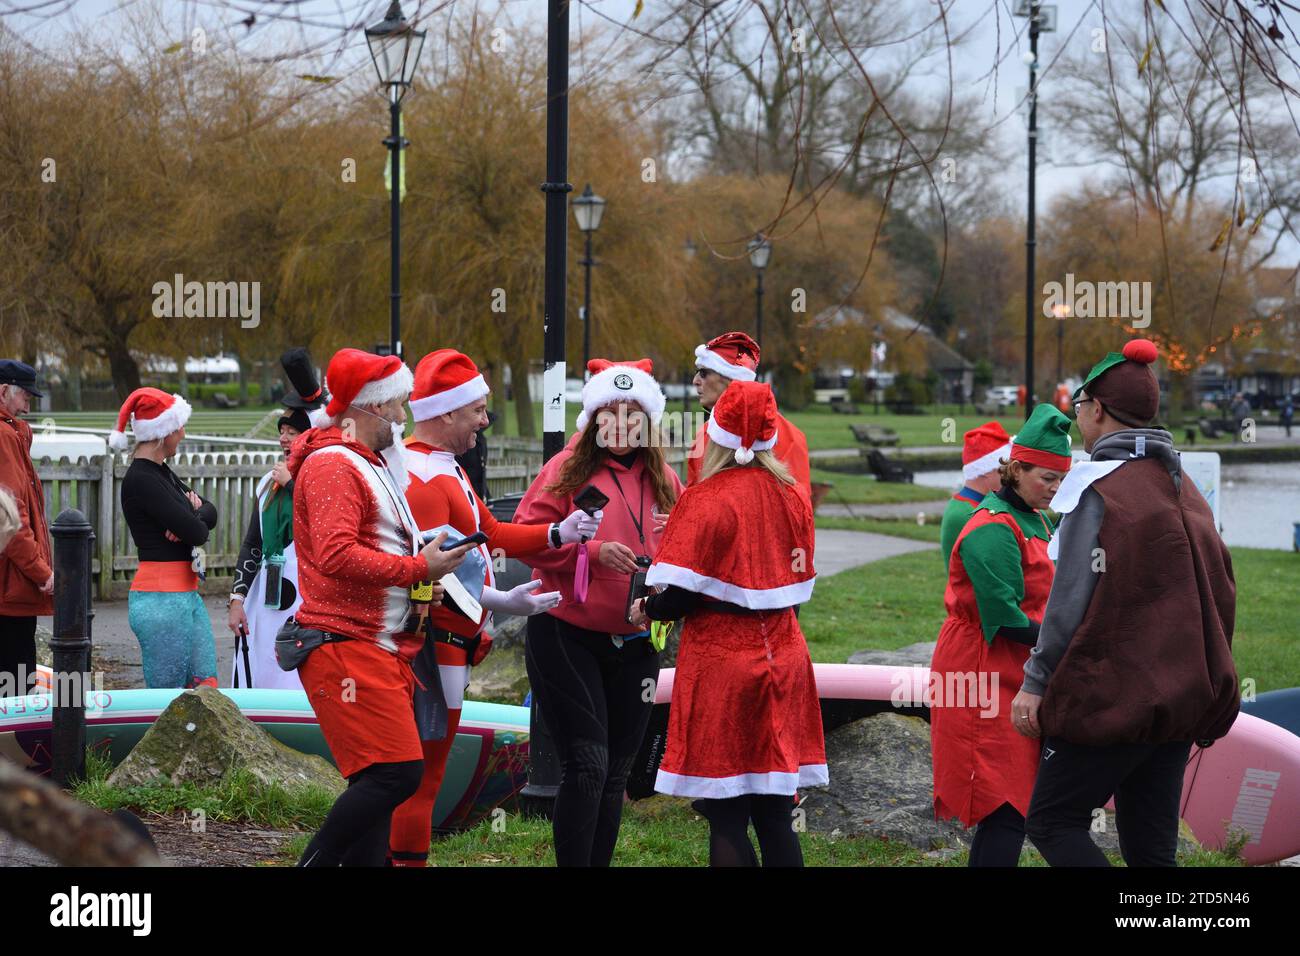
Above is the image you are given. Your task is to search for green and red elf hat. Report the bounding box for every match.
[1010,403,1073,472]
[1072,338,1160,427]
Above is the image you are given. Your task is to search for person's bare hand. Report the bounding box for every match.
[628,597,649,629]
[1011,690,1043,738]
[598,541,640,574]
[186,491,202,510]
[40,573,54,595]
[164,530,181,543]
[271,460,292,486]
[227,599,249,635]
[420,532,475,579]
[651,507,669,536]
[429,582,445,608]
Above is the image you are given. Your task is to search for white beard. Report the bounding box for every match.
[379,421,410,494]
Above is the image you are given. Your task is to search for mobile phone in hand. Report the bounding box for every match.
[439,531,489,551]
[574,484,610,516]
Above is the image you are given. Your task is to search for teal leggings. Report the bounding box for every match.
[127,590,218,689]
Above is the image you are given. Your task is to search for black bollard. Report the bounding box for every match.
[50,508,93,788]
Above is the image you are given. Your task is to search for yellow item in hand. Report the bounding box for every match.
[650,620,670,653]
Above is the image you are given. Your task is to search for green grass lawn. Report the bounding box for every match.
[817,515,946,542]
[787,403,1027,451]
[800,536,1300,692]
[811,467,950,504]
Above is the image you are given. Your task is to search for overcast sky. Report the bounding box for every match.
[6,0,1294,264]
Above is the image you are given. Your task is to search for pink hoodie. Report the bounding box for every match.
[515,432,684,636]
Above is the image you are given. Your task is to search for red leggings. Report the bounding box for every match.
[388,708,462,866]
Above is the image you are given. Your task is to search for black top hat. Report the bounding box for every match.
[279,348,326,410]
[0,360,43,398]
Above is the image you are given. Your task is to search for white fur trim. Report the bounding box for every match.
[350,362,414,409]
[308,406,334,430]
[655,765,829,799]
[962,441,1013,482]
[645,561,815,608]
[108,430,128,451]
[694,345,756,382]
[705,416,778,455]
[409,374,489,421]
[130,394,192,443]
[576,364,666,430]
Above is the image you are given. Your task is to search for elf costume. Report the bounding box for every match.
[939,421,1013,568]
[647,381,826,799]
[930,403,1072,842]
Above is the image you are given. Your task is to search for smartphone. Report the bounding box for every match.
[574,484,610,516]
[624,555,653,624]
[439,531,489,552]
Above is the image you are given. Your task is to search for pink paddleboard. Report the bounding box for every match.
[651,663,1300,864]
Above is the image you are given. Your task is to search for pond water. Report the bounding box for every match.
[914,462,1300,551]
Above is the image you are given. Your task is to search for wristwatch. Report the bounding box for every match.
[549,523,562,549]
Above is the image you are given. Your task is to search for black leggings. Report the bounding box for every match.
[968,802,1026,867]
[694,795,804,867]
[525,613,659,867]
[298,759,423,867]
[1025,736,1193,867]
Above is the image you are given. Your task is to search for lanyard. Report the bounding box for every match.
[606,467,645,549]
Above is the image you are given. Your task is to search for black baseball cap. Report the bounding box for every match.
[0,360,43,398]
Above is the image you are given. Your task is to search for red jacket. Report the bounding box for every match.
[0,414,53,616]
[288,426,428,657]
[515,433,684,635]
[686,410,812,494]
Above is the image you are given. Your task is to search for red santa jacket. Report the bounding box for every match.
[288,425,428,657]
[402,438,549,638]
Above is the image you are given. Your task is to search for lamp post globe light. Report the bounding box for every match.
[572,183,607,377]
[366,0,426,361]
[747,233,772,361]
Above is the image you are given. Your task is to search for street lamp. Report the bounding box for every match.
[747,233,772,361]
[1013,0,1055,418]
[572,183,607,377]
[1052,301,1071,383]
[365,0,426,362]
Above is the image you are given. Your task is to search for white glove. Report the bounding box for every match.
[557,508,603,545]
[479,579,562,616]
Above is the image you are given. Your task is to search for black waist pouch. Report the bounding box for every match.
[274,617,350,671]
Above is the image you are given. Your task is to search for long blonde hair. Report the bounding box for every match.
[697,438,795,485]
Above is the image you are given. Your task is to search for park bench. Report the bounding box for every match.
[211,392,241,409]
[884,400,924,415]
[863,448,914,483]
[830,399,860,414]
[849,423,900,446]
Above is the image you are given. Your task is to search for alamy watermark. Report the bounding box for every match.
[151,273,260,328]
[594,404,708,456]
[1042,273,1151,329]
[0,666,107,712]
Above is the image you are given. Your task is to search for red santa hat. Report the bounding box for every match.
[109,387,192,451]
[577,358,666,431]
[694,331,760,382]
[409,349,490,422]
[961,421,1014,482]
[322,348,414,419]
[706,380,778,465]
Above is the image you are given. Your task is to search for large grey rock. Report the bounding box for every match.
[847,641,936,667]
[107,686,344,795]
[468,640,530,705]
[801,712,968,851]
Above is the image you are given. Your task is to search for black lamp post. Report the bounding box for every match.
[572,184,607,377]
[1014,1,1055,418]
[365,1,426,363]
[747,233,772,363]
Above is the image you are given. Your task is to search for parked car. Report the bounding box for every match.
[985,386,1019,407]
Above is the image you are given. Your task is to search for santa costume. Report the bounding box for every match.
[647,381,826,802]
[938,421,1013,568]
[687,332,811,494]
[389,349,581,865]
[929,402,1072,865]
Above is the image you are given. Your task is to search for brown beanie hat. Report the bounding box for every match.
[1076,339,1160,427]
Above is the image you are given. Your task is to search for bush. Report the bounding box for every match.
[885,372,932,406]
[156,382,261,401]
